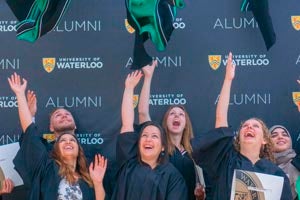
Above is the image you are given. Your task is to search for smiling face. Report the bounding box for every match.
[270,128,292,153]
[138,125,164,165]
[57,134,79,159]
[50,108,76,133]
[238,118,267,151]
[165,106,186,136]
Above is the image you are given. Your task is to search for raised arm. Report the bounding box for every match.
[121,71,143,133]
[27,90,37,119]
[138,60,157,124]
[215,52,236,128]
[8,73,32,132]
[89,154,107,200]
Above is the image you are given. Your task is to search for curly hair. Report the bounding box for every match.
[233,118,275,163]
[162,105,194,157]
[51,133,93,187]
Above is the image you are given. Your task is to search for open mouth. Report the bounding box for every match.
[64,145,74,150]
[172,121,180,127]
[144,144,153,150]
[244,132,255,138]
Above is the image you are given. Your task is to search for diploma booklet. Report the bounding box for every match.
[230,169,284,200]
[0,142,23,189]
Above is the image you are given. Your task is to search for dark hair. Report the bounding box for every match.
[137,121,168,164]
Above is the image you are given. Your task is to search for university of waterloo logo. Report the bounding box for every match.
[292,92,300,111]
[43,58,56,73]
[291,16,300,31]
[43,133,55,142]
[208,55,222,70]
[125,19,135,34]
[133,95,139,108]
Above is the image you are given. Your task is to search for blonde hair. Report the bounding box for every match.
[234,118,275,162]
[162,105,194,157]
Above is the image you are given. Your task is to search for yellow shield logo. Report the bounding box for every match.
[43,58,56,73]
[133,95,139,108]
[292,92,300,106]
[291,16,300,31]
[125,19,135,34]
[208,55,222,70]
[43,133,56,142]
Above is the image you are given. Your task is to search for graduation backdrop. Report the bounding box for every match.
[0,0,300,198]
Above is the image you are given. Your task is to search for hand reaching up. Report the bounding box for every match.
[125,70,143,90]
[225,52,236,81]
[27,90,37,117]
[8,72,27,96]
[89,154,107,185]
[142,60,157,79]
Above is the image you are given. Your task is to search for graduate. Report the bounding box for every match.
[137,60,205,200]
[9,73,107,200]
[112,70,188,200]
[192,52,292,200]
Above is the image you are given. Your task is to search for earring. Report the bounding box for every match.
[160,150,165,157]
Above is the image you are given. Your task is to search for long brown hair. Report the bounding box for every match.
[234,118,275,162]
[162,105,194,157]
[51,133,93,187]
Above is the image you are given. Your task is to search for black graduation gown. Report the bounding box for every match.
[13,123,95,200]
[192,127,292,200]
[169,148,196,200]
[112,131,188,200]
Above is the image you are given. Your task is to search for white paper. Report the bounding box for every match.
[0,142,24,188]
[230,169,284,200]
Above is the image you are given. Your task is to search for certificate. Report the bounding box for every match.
[0,142,23,189]
[230,169,284,200]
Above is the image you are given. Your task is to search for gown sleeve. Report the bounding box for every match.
[13,123,48,186]
[166,168,188,200]
[192,127,235,177]
[116,131,139,167]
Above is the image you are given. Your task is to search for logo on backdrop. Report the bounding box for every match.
[41,132,105,145]
[292,92,300,111]
[42,57,103,72]
[208,54,270,70]
[0,134,20,145]
[125,19,135,34]
[125,56,182,68]
[173,17,186,29]
[124,17,186,32]
[43,58,56,73]
[0,20,17,32]
[45,96,102,108]
[213,17,258,29]
[208,55,222,70]
[76,132,104,145]
[215,93,271,105]
[54,20,101,32]
[133,95,139,108]
[291,16,300,31]
[0,58,20,70]
[150,93,187,106]
[0,96,17,108]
